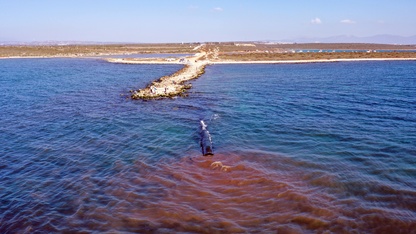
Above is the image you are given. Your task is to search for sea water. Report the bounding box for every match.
[0,58,415,233]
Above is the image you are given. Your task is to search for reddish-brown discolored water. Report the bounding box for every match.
[8,152,408,233]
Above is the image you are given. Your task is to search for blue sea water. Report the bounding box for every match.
[0,58,415,233]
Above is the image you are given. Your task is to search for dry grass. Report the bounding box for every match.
[0,43,197,57]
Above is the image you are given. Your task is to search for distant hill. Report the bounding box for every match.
[277,35,416,45]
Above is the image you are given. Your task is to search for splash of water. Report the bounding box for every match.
[200,120,214,156]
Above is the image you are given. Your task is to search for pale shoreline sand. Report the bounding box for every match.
[211,57,416,64]
[2,54,416,63]
[106,57,416,65]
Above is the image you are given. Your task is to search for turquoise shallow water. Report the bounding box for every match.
[0,58,415,233]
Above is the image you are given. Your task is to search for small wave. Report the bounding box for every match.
[211,113,220,121]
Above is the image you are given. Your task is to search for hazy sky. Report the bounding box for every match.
[1,0,415,42]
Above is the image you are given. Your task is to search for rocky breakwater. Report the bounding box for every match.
[133,58,208,99]
[107,52,209,100]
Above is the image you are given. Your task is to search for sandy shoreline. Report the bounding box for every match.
[0,55,80,59]
[211,57,416,64]
[3,55,416,63]
[106,57,416,65]
[3,51,416,65]
[105,58,186,64]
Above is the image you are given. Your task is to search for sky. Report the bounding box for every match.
[1,0,415,43]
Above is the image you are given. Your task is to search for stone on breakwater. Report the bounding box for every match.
[131,62,207,100]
